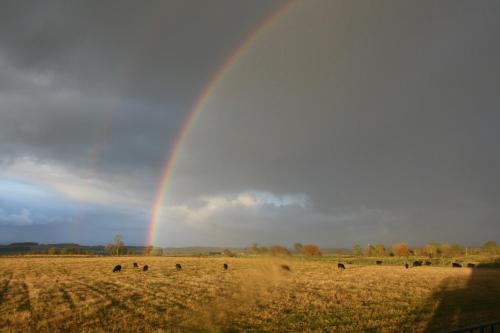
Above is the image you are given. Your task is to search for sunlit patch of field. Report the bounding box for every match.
[0,257,499,332]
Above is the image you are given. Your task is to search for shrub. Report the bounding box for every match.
[223,249,236,257]
[47,247,60,255]
[392,243,409,257]
[270,245,291,256]
[303,244,322,257]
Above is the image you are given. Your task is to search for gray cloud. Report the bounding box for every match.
[1,0,499,246]
[166,1,500,246]
[0,0,286,204]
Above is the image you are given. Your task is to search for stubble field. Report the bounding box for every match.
[0,256,499,332]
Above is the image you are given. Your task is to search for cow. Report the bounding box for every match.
[176,263,182,271]
[376,260,382,265]
[452,263,462,268]
[338,263,345,271]
[133,262,139,268]
[223,263,228,270]
[425,261,432,266]
[405,263,409,269]
[280,264,291,271]
[113,265,122,273]
[413,261,423,267]
[143,265,149,271]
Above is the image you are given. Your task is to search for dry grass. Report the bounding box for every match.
[0,256,499,332]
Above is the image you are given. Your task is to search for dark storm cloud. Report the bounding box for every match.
[1,0,499,246]
[164,0,500,246]
[0,0,286,200]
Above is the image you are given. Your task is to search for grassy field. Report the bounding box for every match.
[0,256,499,332]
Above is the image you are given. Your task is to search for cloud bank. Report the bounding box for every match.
[0,0,499,246]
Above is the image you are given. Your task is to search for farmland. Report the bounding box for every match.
[0,256,499,332]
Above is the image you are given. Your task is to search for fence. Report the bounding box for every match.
[446,321,500,333]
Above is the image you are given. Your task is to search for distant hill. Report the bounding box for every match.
[0,243,243,256]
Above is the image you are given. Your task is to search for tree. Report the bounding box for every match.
[105,243,115,255]
[152,248,163,256]
[422,243,439,258]
[438,243,464,257]
[293,243,304,254]
[113,234,124,255]
[144,245,153,256]
[392,243,409,257]
[364,244,375,256]
[303,244,322,257]
[270,245,291,256]
[248,243,260,254]
[48,247,60,255]
[352,244,362,256]
[482,240,498,254]
[223,249,236,257]
[373,244,386,256]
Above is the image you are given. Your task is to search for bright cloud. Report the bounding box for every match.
[0,157,146,208]
[165,191,308,226]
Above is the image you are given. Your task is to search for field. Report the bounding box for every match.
[0,256,499,332]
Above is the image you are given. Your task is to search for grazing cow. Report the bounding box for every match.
[176,263,182,271]
[113,265,122,273]
[337,263,345,271]
[405,263,409,269]
[280,264,291,271]
[133,262,139,268]
[376,260,382,265]
[467,263,476,268]
[425,261,432,266]
[223,263,228,270]
[143,265,148,271]
[413,261,423,267]
[452,263,462,268]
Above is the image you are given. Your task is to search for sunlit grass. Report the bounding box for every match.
[0,256,499,332]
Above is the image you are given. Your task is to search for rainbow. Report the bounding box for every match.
[146,1,295,246]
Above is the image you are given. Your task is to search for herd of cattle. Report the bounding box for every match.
[112,262,229,273]
[404,260,475,268]
[112,260,475,273]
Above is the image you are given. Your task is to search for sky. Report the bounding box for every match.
[0,0,499,247]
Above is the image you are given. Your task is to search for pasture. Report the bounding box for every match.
[0,256,499,332]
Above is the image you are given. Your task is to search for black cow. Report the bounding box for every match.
[133,262,139,268]
[467,263,475,268]
[452,263,462,268]
[143,265,149,271]
[405,263,409,269]
[280,264,291,271]
[113,265,122,272]
[223,263,228,270]
[338,263,346,271]
[376,260,382,265]
[425,261,432,266]
[176,263,182,271]
[413,261,423,267]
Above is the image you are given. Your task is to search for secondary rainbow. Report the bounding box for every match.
[146,1,295,246]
